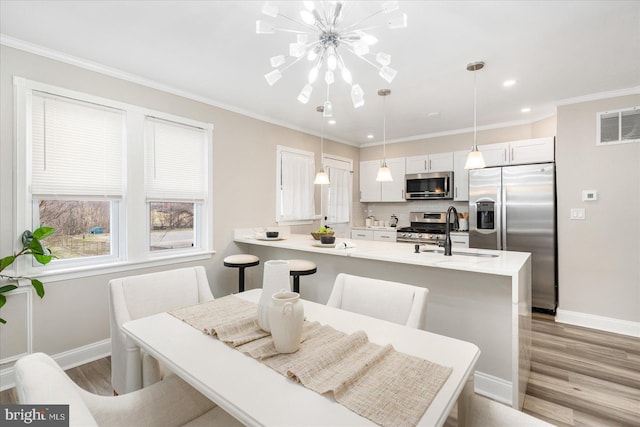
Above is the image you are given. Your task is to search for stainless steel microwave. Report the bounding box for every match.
[405,171,454,200]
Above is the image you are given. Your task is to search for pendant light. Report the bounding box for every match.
[376,89,393,182]
[464,61,486,170]
[314,105,330,185]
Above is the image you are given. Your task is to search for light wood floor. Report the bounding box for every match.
[2,316,639,426]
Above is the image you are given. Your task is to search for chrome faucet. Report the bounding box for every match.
[444,206,459,256]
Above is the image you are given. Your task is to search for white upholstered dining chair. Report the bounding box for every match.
[14,352,242,427]
[326,273,429,330]
[108,266,214,395]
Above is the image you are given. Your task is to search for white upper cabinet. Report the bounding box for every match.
[509,137,555,165]
[360,160,382,202]
[478,142,509,167]
[380,157,406,202]
[453,150,469,201]
[405,152,454,174]
[359,157,406,202]
[479,137,555,167]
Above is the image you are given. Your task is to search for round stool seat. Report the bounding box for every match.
[224,254,260,293]
[224,254,259,267]
[288,259,317,275]
[288,259,317,293]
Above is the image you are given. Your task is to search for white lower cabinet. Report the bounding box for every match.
[351,229,374,240]
[373,230,396,242]
[450,233,469,248]
[350,229,397,242]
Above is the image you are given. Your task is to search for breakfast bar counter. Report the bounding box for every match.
[233,230,532,409]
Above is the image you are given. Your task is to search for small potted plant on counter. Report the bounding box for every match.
[0,227,55,324]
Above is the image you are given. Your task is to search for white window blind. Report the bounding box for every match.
[279,148,315,222]
[145,117,208,202]
[31,92,125,198]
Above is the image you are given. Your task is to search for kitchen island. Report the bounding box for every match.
[233,231,531,409]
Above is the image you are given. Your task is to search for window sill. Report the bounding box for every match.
[24,251,216,284]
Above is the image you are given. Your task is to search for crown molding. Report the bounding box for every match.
[555,86,640,106]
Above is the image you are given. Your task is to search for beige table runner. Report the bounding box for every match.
[170,295,452,427]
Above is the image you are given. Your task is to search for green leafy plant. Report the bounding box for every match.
[0,227,55,324]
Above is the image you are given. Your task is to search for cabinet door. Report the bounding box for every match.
[405,155,429,174]
[359,160,381,202]
[373,230,397,242]
[509,137,554,165]
[478,142,509,167]
[380,157,406,202]
[450,234,469,248]
[351,229,374,240]
[453,150,469,201]
[428,152,454,172]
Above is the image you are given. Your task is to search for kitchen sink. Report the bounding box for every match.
[420,249,499,258]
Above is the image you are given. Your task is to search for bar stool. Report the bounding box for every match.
[288,259,317,293]
[224,254,259,292]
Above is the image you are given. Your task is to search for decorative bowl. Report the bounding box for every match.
[311,231,334,241]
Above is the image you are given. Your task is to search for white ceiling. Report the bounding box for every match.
[1,1,639,146]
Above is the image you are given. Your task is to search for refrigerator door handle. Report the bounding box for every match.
[501,176,507,250]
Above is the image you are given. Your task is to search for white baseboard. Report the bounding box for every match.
[556,309,640,338]
[0,339,110,392]
[474,371,512,406]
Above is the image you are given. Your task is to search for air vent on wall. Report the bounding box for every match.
[596,106,640,146]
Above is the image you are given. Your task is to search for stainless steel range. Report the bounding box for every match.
[396,212,454,245]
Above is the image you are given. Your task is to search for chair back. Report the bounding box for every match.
[326,273,429,330]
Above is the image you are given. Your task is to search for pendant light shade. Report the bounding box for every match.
[464,61,486,170]
[376,89,393,182]
[314,105,330,185]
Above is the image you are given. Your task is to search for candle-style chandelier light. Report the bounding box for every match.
[257,1,407,117]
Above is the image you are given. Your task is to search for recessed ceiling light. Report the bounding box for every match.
[367,134,374,139]
[521,107,531,113]
[503,79,517,87]
[328,119,336,125]
[427,112,440,117]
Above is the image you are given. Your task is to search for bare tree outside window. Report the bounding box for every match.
[149,202,194,251]
[37,200,111,259]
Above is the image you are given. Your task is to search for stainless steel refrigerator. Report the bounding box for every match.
[468,163,557,312]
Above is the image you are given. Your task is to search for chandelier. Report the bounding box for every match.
[257,1,407,117]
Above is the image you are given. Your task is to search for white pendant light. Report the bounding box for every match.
[464,61,486,170]
[314,105,330,185]
[376,89,393,182]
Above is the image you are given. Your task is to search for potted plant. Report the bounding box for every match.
[0,227,55,324]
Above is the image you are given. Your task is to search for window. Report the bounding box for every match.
[14,77,213,278]
[276,146,315,224]
[145,117,209,252]
[596,106,640,145]
[29,91,124,264]
[322,155,353,225]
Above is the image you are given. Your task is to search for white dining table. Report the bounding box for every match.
[121,289,480,427]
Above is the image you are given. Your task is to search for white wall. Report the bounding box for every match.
[0,45,360,369]
[556,94,640,330]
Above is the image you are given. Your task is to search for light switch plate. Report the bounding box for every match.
[582,190,598,201]
[570,208,585,220]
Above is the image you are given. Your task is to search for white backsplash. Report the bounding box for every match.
[359,201,469,228]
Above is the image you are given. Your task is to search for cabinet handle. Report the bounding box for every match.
[424,160,427,170]
[503,150,507,162]
[455,187,458,198]
[381,235,390,239]
[429,159,432,170]
[511,147,514,161]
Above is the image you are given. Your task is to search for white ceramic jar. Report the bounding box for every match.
[258,260,291,332]
[268,291,304,353]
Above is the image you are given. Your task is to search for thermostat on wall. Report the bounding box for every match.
[582,190,598,201]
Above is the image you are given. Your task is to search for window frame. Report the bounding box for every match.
[321,154,353,225]
[275,145,316,225]
[13,77,214,283]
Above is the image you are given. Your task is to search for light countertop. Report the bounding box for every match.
[234,232,529,277]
